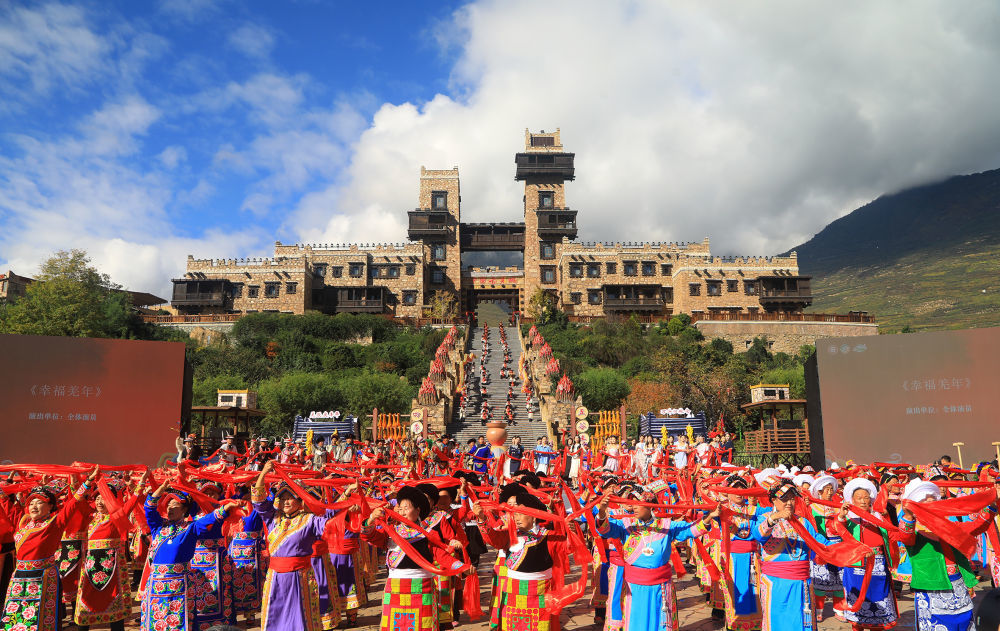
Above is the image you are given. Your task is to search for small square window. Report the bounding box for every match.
[570,292,582,304]
[330,266,343,278]
[388,265,400,278]
[727,279,739,292]
[285,282,297,294]
[540,266,556,284]
[660,264,672,276]
[313,264,327,277]
[349,263,364,277]
[689,283,701,296]
[588,290,602,305]
[623,262,637,276]
[230,283,243,299]
[402,291,417,305]
[707,281,722,296]
[587,264,601,278]
[265,282,280,298]
[248,286,259,298]
[744,281,757,296]
[606,262,616,274]
[569,263,583,278]
[431,269,445,284]
[662,287,673,303]
[405,264,416,276]
[432,191,447,210]
[431,244,446,261]
[641,262,656,276]
[538,191,554,209]
[540,243,555,260]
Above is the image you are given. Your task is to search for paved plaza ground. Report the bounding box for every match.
[73,550,995,631]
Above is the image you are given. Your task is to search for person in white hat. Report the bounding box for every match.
[899,478,998,631]
[836,477,899,630]
[808,475,846,621]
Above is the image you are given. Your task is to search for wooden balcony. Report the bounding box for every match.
[407,210,450,239]
[171,279,229,307]
[514,152,576,181]
[535,209,578,239]
[603,297,665,311]
[460,223,525,250]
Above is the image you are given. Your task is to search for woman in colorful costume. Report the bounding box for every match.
[327,482,368,627]
[715,473,767,631]
[362,484,464,631]
[897,478,997,631]
[807,475,846,621]
[597,486,719,631]
[1,466,97,631]
[251,461,339,631]
[189,481,236,630]
[751,479,841,631]
[226,486,264,624]
[473,489,568,631]
[74,477,145,631]
[141,477,234,631]
[833,477,899,631]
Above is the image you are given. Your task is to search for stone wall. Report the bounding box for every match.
[694,320,879,354]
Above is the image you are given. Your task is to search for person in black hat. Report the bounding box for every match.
[362,485,463,631]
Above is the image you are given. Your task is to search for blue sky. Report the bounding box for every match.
[3,1,1000,296]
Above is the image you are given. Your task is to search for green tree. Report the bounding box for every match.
[574,368,631,411]
[191,374,247,405]
[666,313,692,336]
[0,250,140,338]
[256,372,344,434]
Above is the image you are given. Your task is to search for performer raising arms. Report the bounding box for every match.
[74,474,147,631]
[1,466,98,631]
[141,476,236,631]
[252,460,339,631]
[596,486,720,631]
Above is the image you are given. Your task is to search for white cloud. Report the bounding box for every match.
[0,3,110,98]
[158,145,187,169]
[227,23,275,59]
[298,0,1000,258]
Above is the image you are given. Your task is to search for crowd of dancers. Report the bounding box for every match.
[455,322,537,427]
[2,444,1000,631]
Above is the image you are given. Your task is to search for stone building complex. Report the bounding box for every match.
[171,130,813,321]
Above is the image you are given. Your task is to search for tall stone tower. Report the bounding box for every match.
[518,129,578,307]
[409,167,463,314]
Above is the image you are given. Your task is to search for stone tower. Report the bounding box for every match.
[410,167,463,314]
[518,129,578,308]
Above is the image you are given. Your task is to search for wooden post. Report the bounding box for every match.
[372,407,378,442]
[570,405,577,439]
[952,442,965,469]
[993,441,1000,464]
[619,404,627,442]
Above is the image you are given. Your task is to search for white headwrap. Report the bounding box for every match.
[902,479,941,503]
[790,466,801,475]
[754,467,780,485]
[793,474,815,488]
[810,475,838,498]
[777,464,789,473]
[843,478,878,504]
[829,462,841,470]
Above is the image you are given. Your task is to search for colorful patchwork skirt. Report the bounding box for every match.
[75,538,130,627]
[228,530,263,614]
[492,575,555,631]
[141,562,193,631]
[379,576,439,631]
[189,537,235,629]
[1,558,60,631]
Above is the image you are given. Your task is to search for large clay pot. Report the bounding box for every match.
[485,421,508,447]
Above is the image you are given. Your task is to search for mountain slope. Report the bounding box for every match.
[785,169,1000,331]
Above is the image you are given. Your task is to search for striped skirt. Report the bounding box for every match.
[380,577,439,631]
[492,575,556,631]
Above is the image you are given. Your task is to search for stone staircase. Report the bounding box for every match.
[446,303,548,447]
